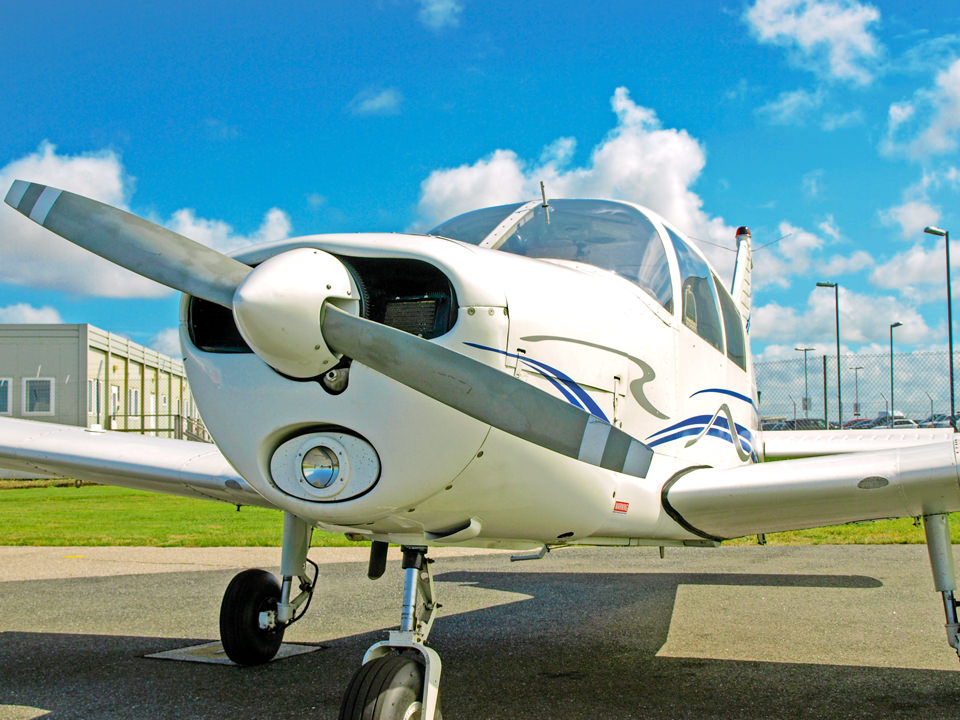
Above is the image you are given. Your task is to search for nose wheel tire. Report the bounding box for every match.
[219,568,285,666]
[339,654,442,720]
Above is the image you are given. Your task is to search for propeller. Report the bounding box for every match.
[4,180,653,478]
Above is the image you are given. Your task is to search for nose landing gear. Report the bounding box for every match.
[340,545,443,720]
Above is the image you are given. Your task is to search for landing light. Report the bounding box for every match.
[302,446,340,488]
[270,431,380,502]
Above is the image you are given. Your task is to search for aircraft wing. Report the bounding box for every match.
[664,437,960,540]
[762,428,954,458]
[0,416,273,508]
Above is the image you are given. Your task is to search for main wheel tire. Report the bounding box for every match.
[219,568,285,666]
[339,654,442,720]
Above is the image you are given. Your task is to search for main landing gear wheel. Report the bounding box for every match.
[339,654,442,720]
[219,568,285,665]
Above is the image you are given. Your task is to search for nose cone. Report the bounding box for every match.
[232,247,359,378]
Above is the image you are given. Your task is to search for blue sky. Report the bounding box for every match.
[1,0,959,362]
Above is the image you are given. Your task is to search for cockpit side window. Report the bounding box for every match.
[670,230,724,352]
[713,274,746,370]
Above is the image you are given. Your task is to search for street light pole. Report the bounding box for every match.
[796,346,814,417]
[817,281,842,428]
[925,226,954,431]
[890,321,902,428]
[852,365,864,418]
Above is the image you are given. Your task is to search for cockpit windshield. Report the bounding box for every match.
[429,202,526,246]
[430,199,674,313]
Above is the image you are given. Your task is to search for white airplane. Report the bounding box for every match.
[3,180,960,720]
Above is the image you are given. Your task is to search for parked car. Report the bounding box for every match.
[919,413,957,428]
[868,417,919,429]
[768,418,827,431]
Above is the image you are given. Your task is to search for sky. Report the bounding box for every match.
[2,0,960,365]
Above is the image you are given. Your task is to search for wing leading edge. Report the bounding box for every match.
[665,437,960,540]
[762,427,954,459]
[0,417,272,508]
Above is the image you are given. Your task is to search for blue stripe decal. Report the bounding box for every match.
[646,413,754,454]
[648,426,753,455]
[463,342,609,421]
[647,414,754,444]
[524,363,584,409]
[517,356,608,420]
[647,414,715,440]
[691,388,758,412]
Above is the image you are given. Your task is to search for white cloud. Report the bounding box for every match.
[415,87,738,278]
[802,169,824,197]
[884,59,960,158]
[869,242,951,292]
[203,118,240,142]
[149,327,181,357]
[879,199,940,239]
[0,303,63,323]
[347,87,403,116]
[756,88,823,125]
[818,215,840,240]
[0,143,291,297]
[417,0,462,30]
[752,285,931,345]
[169,206,291,254]
[820,109,863,130]
[744,0,882,84]
[0,142,166,297]
[911,59,960,156]
[817,249,873,275]
[753,221,824,290]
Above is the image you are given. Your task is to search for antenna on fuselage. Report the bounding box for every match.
[540,180,551,225]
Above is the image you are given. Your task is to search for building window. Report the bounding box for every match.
[111,385,120,415]
[0,378,10,414]
[23,378,55,415]
[128,388,140,415]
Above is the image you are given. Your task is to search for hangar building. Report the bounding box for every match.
[0,324,207,441]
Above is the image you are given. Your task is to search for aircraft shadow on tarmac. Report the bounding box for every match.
[2,567,958,719]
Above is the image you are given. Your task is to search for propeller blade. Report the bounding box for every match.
[320,304,653,478]
[4,180,250,307]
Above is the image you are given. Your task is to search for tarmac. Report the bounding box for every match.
[1,544,960,719]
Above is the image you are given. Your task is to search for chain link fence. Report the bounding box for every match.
[756,350,959,427]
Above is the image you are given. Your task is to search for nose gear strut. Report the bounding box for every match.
[340,545,443,720]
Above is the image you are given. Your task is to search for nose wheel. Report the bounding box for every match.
[340,653,442,720]
[340,545,443,720]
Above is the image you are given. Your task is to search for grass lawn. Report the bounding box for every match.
[1,482,958,547]
[0,484,357,547]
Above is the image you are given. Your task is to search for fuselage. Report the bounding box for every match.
[181,200,757,548]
